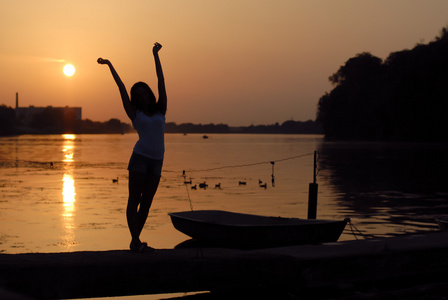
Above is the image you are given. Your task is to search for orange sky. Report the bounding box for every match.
[1,1,448,126]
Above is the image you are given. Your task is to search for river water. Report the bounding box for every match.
[1,133,447,256]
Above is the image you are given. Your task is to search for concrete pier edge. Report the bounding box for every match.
[1,230,448,299]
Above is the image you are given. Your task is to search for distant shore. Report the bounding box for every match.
[1,119,323,136]
[165,120,323,134]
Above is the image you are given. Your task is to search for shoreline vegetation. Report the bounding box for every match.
[317,27,448,142]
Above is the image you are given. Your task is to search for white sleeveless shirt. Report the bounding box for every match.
[132,110,165,160]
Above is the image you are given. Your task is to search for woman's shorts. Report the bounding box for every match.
[127,152,163,176]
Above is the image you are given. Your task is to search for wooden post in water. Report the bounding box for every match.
[307,151,318,219]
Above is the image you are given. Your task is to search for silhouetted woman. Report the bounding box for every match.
[98,42,166,252]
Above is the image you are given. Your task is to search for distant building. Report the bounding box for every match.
[14,93,82,126]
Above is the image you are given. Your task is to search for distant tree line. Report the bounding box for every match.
[165,120,322,134]
[233,120,322,134]
[165,122,230,133]
[317,27,448,142]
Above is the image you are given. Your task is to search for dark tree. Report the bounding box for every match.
[318,52,384,140]
[317,27,448,141]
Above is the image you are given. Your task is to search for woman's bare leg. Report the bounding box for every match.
[137,175,160,237]
[127,171,146,245]
[127,171,160,245]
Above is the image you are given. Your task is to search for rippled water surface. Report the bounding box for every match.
[1,133,447,254]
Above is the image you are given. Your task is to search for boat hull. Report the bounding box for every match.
[169,210,348,248]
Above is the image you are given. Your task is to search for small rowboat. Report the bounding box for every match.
[169,210,348,248]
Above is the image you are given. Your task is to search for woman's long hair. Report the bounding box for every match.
[130,82,157,113]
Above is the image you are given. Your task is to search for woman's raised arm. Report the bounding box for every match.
[97,58,136,121]
[152,43,167,115]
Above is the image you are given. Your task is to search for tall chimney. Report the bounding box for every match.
[15,92,18,109]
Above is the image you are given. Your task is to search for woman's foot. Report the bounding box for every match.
[130,241,155,253]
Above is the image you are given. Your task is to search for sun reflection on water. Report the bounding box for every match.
[62,174,76,218]
[61,134,77,250]
[62,134,75,162]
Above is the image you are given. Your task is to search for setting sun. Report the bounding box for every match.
[63,64,75,76]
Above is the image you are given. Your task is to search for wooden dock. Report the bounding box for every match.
[1,231,448,299]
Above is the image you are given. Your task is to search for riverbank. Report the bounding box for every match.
[1,230,448,299]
